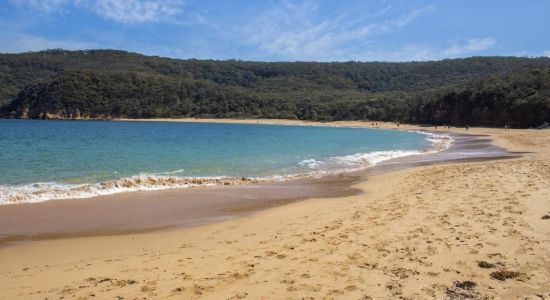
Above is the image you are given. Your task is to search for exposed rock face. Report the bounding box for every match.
[15,108,113,120]
[44,112,65,120]
[20,108,29,119]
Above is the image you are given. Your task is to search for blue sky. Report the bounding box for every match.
[1,0,549,61]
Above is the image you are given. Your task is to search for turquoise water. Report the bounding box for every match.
[0,120,436,204]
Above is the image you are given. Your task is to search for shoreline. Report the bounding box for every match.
[0,127,514,243]
[1,120,549,299]
[0,173,363,244]
[115,117,450,129]
[1,119,444,206]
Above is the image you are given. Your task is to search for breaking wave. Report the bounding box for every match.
[0,131,452,205]
[0,175,268,205]
[298,131,452,171]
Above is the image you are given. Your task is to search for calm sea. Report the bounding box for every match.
[0,120,438,204]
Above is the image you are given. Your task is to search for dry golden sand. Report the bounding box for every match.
[1,120,550,299]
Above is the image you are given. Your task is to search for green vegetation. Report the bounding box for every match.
[411,68,550,127]
[1,49,549,127]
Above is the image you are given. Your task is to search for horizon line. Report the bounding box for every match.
[2,48,549,64]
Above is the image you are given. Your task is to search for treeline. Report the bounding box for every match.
[1,49,550,127]
[411,69,550,127]
[2,70,401,120]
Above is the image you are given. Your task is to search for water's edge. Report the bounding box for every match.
[0,128,448,205]
[0,130,517,244]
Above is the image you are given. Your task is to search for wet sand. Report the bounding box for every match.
[0,174,362,242]
[0,131,514,243]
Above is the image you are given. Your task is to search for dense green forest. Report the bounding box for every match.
[1,49,549,127]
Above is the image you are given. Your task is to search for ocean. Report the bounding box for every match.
[0,120,443,204]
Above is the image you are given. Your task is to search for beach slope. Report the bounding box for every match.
[0,125,549,299]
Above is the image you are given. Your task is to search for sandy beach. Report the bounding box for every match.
[1,119,549,299]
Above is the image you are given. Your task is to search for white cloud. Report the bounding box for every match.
[5,1,506,61]
[351,45,438,62]
[240,2,435,61]
[354,39,497,62]
[11,0,185,24]
[542,50,550,57]
[443,38,496,57]
[11,0,72,13]
[92,0,184,23]
[0,31,96,53]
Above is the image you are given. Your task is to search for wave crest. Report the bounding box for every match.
[298,131,452,171]
[0,175,263,205]
[1,131,452,205]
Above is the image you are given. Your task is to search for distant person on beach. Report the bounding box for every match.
[397,122,400,128]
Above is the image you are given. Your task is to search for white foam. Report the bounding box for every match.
[336,149,426,165]
[0,174,264,205]
[410,130,453,151]
[297,131,452,171]
[298,159,322,169]
[297,150,422,171]
[0,131,453,205]
[155,169,185,175]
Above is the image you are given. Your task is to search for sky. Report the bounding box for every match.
[0,0,549,62]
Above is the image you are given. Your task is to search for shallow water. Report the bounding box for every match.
[0,120,437,203]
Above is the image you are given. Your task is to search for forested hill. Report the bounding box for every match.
[1,49,550,127]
